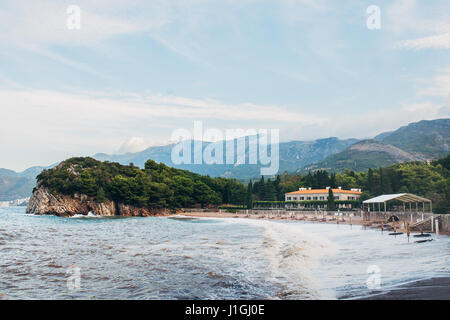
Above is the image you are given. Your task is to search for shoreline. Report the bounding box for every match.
[180,210,450,236]
[356,277,450,300]
[183,211,450,300]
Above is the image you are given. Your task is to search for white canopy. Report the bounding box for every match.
[363,193,431,204]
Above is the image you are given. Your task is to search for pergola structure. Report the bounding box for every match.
[363,193,432,213]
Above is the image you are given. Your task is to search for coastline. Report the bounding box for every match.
[356,277,450,300]
[183,210,450,301]
[181,210,450,236]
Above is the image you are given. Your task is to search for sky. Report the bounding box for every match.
[0,0,449,171]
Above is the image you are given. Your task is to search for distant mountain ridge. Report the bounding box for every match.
[0,165,53,201]
[1,118,449,200]
[304,118,449,172]
[381,118,450,159]
[305,139,423,172]
[93,137,358,179]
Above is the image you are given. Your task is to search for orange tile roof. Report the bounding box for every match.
[286,188,362,195]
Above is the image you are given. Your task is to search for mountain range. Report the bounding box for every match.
[306,118,449,172]
[93,136,358,178]
[0,166,50,201]
[0,118,448,201]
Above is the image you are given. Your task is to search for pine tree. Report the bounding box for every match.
[223,183,231,204]
[274,175,283,200]
[96,187,105,203]
[328,188,335,210]
[246,180,253,209]
[330,173,336,188]
[367,168,373,194]
[258,176,266,200]
[265,179,277,201]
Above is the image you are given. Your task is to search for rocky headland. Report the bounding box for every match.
[26,186,171,217]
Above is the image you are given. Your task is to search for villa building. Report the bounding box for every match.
[285,187,362,209]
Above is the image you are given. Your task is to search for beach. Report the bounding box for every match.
[1,206,449,300]
[183,210,450,300]
[359,277,450,300]
[182,210,447,235]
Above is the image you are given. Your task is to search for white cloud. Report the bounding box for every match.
[117,137,169,154]
[0,88,326,126]
[0,85,448,170]
[0,87,327,169]
[388,0,450,50]
[283,102,450,141]
[0,1,161,47]
[417,67,450,97]
[398,33,450,50]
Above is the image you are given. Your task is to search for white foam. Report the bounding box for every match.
[70,211,99,218]
[209,218,339,299]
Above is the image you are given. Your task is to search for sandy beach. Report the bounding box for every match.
[181,210,448,235]
[183,210,450,300]
[358,277,450,300]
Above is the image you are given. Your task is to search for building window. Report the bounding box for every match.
[300,197,304,200]
[287,197,291,200]
[334,196,339,200]
[307,197,311,200]
[319,196,324,200]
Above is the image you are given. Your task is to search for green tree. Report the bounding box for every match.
[328,188,336,210]
[96,187,105,203]
[367,168,373,194]
[258,176,266,200]
[246,180,253,209]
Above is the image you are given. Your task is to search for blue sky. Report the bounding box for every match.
[0,0,449,170]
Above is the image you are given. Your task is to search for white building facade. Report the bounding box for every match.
[285,187,362,209]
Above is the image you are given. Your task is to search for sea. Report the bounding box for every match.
[0,206,449,300]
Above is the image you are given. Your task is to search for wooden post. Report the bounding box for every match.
[435,219,439,236]
[406,222,410,242]
[431,216,434,232]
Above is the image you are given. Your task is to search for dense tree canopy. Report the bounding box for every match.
[36,155,450,213]
[268,155,450,213]
[36,157,246,209]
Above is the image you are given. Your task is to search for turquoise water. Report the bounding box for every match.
[0,207,449,299]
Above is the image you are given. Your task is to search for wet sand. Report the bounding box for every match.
[183,211,450,300]
[181,210,433,234]
[359,277,450,300]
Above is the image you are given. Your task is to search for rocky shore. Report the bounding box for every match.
[26,186,171,217]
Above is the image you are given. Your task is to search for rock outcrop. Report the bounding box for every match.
[26,186,171,217]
